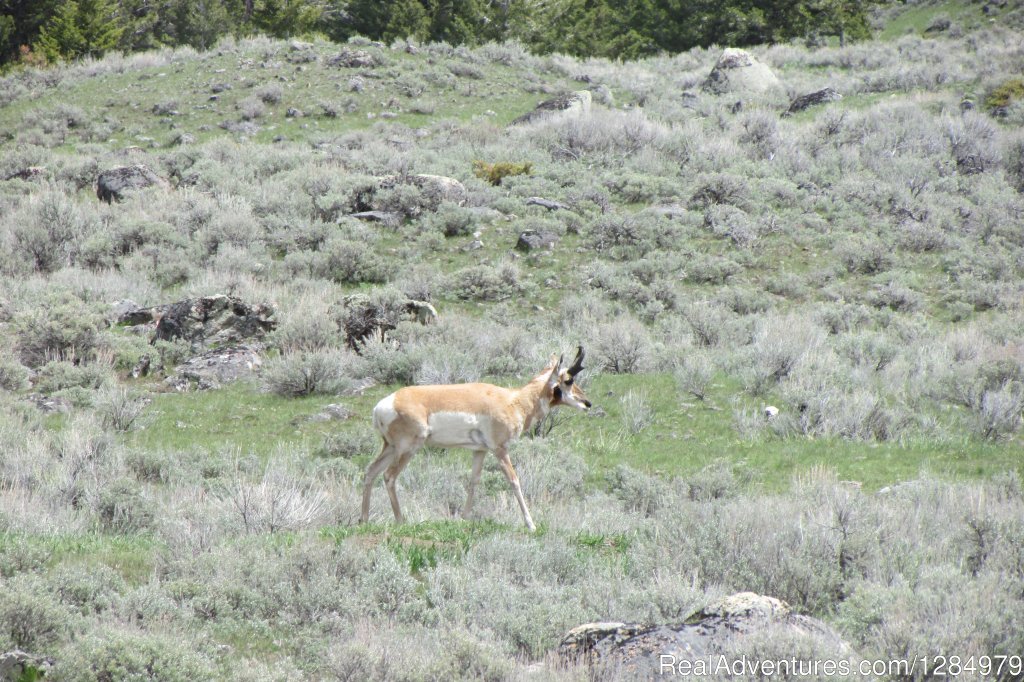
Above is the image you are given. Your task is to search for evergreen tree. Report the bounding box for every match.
[35,0,123,61]
[329,0,430,44]
[0,0,62,65]
[253,0,325,38]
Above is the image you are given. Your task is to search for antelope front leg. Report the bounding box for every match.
[462,450,486,519]
[494,447,536,532]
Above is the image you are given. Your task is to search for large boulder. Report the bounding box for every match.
[153,295,276,348]
[702,49,781,96]
[375,173,468,212]
[164,344,264,391]
[96,164,169,203]
[511,91,592,125]
[559,592,856,676]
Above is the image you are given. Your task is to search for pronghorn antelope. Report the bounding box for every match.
[361,347,591,531]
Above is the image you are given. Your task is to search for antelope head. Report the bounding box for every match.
[547,346,592,411]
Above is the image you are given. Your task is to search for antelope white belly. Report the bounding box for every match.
[427,412,493,449]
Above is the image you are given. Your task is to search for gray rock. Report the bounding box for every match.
[110,299,143,323]
[407,173,468,208]
[308,403,354,422]
[350,210,401,224]
[164,344,264,391]
[786,87,842,115]
[511,91,592,125]
[526,196,570,212]
[516,230,559,251]
[96,164,170,203]
[559,592,857,675]
[702,48,782,96]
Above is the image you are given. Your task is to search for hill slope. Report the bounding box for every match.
[0,27,1022,680]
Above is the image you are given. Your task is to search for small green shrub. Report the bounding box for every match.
[54,564,127,616]
[984,77,1024,114]
[317,238,392,284]
[448,263,522,302]
[13,297,105,368]
[0,354,30,391]
[607,464,665,516]
[472,160,533,186]
[262,349,354,397]
[0,574,76,651]
[421,201,478,237]
[316,425,379,459]
[96,479,155,534]
[34,360,114,395]
[55,627,216,682]
[95,386,148,432]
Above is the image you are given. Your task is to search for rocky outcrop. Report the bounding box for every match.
[511,91,592,125]
[786,87,842,115]
[1,650,52,681]
[559,593,856,676]
[339,294,437,350]
[96,164,169,203]
[702,49,781,96]
[164,344,264,391]
[153,295,276,348]
[327,49,380,68]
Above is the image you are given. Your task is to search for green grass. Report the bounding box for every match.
[0,40,570,151]
[0,531,158,585]
[878,0,995,40]
[126,380,374,457]
[121,372,1021,495]
[323,519,509,571]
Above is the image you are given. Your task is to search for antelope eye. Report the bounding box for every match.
[565,378,574,386]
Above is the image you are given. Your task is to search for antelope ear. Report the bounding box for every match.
[546,354,563,386]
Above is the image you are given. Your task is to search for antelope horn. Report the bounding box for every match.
[566,346,585,377]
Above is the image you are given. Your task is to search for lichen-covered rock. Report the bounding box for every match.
[702,49,781,96]
[163,344,264,391]
[511,91,592,125]
[153,295,276,348]
[96,164,170,203]
[559,592,857,676]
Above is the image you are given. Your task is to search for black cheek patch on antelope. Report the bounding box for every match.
[553,387,563,403]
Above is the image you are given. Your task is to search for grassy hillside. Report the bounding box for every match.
[0,25,1023,680]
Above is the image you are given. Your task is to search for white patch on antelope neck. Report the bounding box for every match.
[427,412,494,449]
[372,393,399,435]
